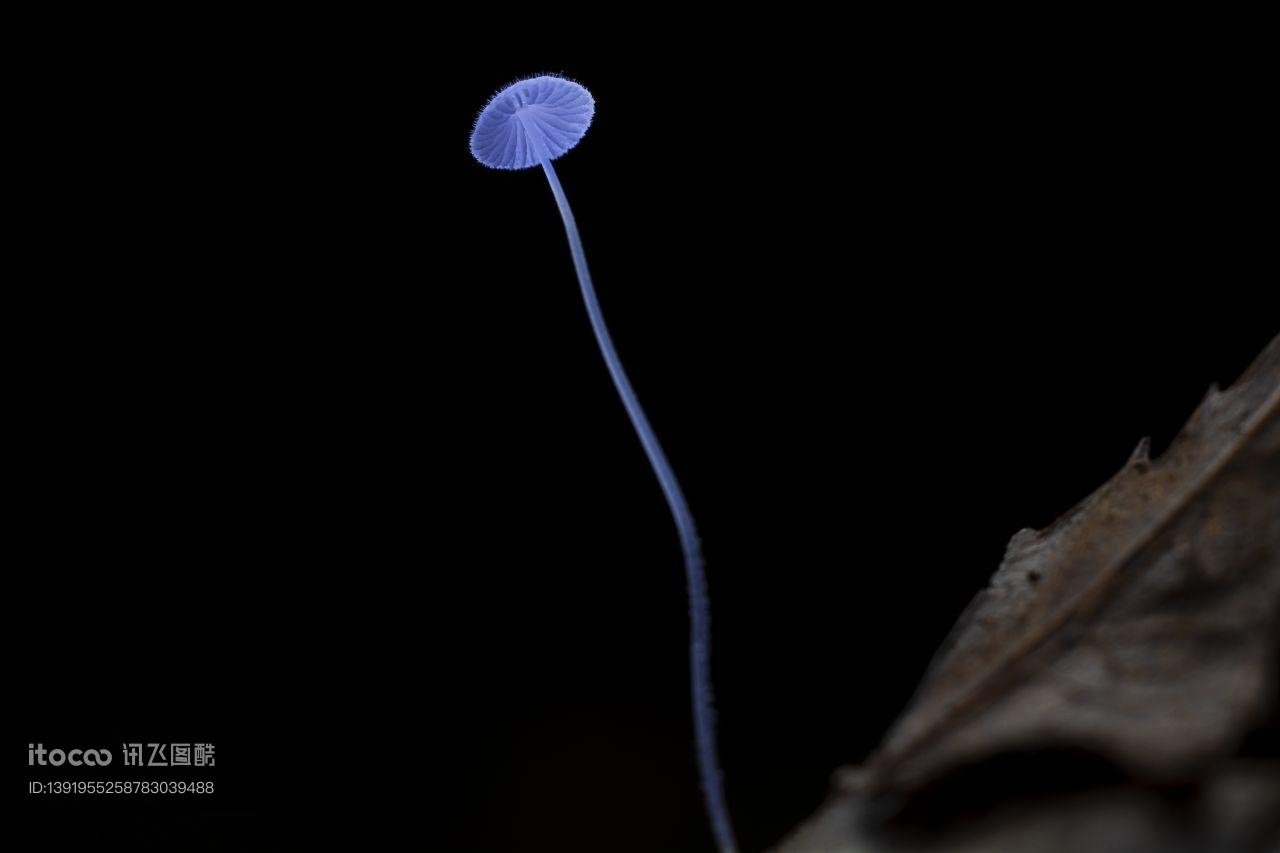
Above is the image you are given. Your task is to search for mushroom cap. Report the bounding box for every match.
[470,75,594,170]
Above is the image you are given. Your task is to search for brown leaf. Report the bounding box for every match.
[778,761,1280,853]
[861,333,1280,793]
[777,334,1280,851]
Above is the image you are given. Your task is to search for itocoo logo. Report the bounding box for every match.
[28,744,113,766]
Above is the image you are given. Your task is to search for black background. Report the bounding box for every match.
[9,11,1277,852]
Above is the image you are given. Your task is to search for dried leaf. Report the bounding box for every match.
[778,334,1280,851]
[778,761,1280,853]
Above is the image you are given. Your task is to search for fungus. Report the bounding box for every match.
[471,75,738,853]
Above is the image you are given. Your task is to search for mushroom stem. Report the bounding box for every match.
[539,157,738,853]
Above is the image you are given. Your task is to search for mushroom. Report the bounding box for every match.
[471,75,738,853]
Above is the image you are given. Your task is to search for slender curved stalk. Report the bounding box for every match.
[540,157,737,853]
